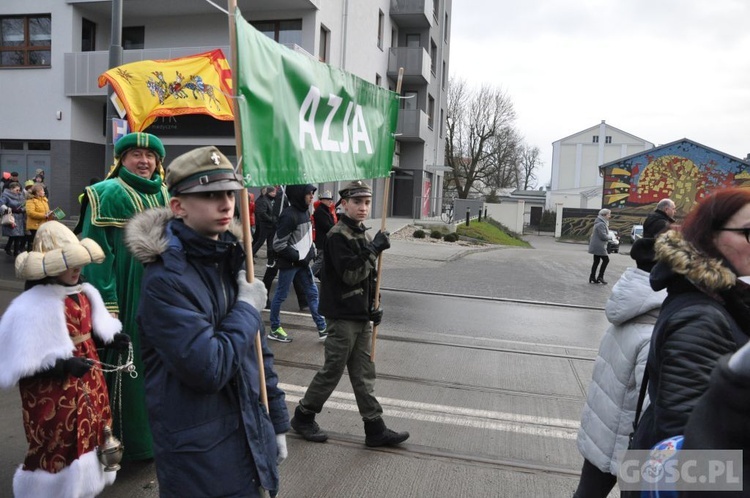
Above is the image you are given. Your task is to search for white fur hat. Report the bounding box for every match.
[15,221,105,280]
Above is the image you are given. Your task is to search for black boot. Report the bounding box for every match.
[290,405,328,442]
[597,276,608,285]
[364,417,409,447]
[589,274,597,284]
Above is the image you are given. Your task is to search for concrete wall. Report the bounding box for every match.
[484,201,524,233]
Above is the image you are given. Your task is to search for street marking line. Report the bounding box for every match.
[280,383,580,440]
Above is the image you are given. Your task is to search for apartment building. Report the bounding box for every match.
[0,0,451,217]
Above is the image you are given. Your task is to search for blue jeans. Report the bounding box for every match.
[270,266,326,331]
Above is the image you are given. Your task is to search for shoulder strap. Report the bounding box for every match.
[632,368,649,433]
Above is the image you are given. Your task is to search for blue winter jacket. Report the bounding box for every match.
[128,209,289,497]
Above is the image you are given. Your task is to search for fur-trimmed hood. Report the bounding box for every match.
[124,207,244,264]
[651,230,736,294]
[0,282,121,388]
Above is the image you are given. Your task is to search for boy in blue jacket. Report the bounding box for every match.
[128,146,289,497]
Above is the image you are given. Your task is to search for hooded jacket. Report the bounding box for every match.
[272,184,316,269]
[632,230,750,449]
[577,267,666,475]
[126,208,289,497]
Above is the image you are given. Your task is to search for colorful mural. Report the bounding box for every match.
[602,139,750,218]
[560,139,750,241]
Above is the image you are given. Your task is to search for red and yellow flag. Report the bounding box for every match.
[98,49,234,132]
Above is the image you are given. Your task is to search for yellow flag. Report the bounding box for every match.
[98,49,234,132]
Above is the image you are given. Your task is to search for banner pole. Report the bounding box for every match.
[371,67,403,362]
[228,0,268,411]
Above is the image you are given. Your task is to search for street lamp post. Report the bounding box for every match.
[104,0,123,172]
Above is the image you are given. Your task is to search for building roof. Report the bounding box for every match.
[598,138,750,171]
[553,121,653,146]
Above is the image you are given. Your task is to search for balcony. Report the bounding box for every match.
[64,44,313,97]
[67,0,321,17]
[387,47,430,85]
[396,109,430,142]
[390,0,433,28]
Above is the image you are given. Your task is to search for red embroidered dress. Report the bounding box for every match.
[19,292,112,473]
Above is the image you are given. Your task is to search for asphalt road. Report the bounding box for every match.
[0,234,629,497]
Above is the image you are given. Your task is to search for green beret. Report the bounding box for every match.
[166,146,244,195]
[339,180,372,199]
[114,132,165,161]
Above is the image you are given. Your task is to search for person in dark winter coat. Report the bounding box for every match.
[290,180,410,448]
[574,238,665,498]
[252,186,277,256]
[630,188,750,454]
[127,146,289,498]
[1,182,27,255]
[588,209,612,284]
[311,189,336,277]
[267,184,326,343]
[681,339,750,497]
[642,198,676,239]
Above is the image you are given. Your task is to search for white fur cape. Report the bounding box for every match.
[0,282,122,389]
[14,450,117,498]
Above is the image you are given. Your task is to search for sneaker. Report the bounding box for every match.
[317,328,327,341]
[268,327,292,343]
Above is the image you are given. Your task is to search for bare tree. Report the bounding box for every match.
[518,144,541,190]
[486,126,523,189]
[444,78,516,199]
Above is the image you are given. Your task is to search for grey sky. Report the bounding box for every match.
[450,0,750,187]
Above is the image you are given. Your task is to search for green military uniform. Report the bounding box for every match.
[78,133,169,461]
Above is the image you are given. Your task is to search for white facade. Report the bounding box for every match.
[547,120,654,211]
[0,0,450,217]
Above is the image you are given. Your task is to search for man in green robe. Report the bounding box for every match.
[76,132,169,461]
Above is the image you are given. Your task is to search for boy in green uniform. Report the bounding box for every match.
[290,180,410,447]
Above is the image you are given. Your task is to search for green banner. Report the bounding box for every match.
[234,9,399,187]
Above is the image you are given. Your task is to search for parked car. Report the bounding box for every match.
[631,224,644,243]
[607,230,620,254]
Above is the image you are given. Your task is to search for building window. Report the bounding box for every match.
[430,40,437,75]
[375,73,381,87]
[319,25,329,62]
[122,26,145,49]
[441,61,446,88]
[444,13,449,43]
[592,136,599,143]
[428,95,435,130]
[377,10,384,50]
[402,91,418,110]
[0,15,51,67]
[252,19,302,46]
[605,136,612,144]
[391,28,396,48]
[82,18,96,52]
[406,33,420,48]
[439,109,444,138]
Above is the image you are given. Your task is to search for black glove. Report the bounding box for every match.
[110,333,131,353]
[368,231,391,255]
[369,305,384,326]
[61,357,94,378]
